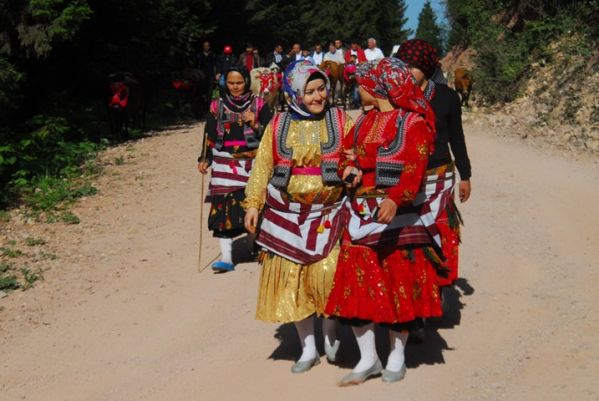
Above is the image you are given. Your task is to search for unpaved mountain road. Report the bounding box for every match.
[0,114,597,401]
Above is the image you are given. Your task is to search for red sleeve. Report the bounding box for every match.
[358,49,367,63]
[387,117,434,206]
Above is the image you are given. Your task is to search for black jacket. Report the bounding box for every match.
[198,51,217,77]
[216,54,237,76]
[428,83,472,180]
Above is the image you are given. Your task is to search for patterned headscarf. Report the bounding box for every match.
[221,66,254,113]
[395,39,439,79]
[283,60,330,119]
[355,60,386,98]
[376,57,436,133]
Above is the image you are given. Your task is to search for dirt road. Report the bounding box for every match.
[1,117,597,401]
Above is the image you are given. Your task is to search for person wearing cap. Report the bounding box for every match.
[395,38,472,302]
[216,45,237,88]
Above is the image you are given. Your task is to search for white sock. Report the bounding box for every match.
[295,317,318,362]
[322,318,337,347]
[386,330,408,372]
[219,238,233,264]
[352,324,378,373]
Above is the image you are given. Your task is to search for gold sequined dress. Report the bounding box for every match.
[244,115,353,323]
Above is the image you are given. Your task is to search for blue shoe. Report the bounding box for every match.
[382,364,407,382]
[337,359,383,386]
[291,356,320,373]
[325,339,341,363]
[211,261,235,272]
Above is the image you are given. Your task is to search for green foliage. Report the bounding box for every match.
[25,237,47,246]
[445,0,599,104]
[415,1,444,55]
[227,0,410,52]
[0,211,10,222]
[0,274,20,291]
[21,176,96,212]
[59,211,80,224]
[20,266,43,289]
[0,0,414,211]
[0,246,24,258]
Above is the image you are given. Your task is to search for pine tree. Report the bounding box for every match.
[415,0,444,55]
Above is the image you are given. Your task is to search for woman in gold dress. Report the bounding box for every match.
[243,60,354,373]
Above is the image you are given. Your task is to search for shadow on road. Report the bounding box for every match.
[267,278,475,369]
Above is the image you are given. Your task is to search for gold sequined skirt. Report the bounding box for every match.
[255,246,340,323]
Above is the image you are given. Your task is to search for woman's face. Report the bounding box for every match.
[303,78,327,114]
[358,86,376,107]
[226,71,246,96]
[409,67,426,86]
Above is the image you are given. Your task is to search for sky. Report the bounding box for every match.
[405,0,447,37]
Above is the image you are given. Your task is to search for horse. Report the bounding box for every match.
[106,72,145,140]
[250,66,279,111]
[454,68,474,107]
[171,68,209,117]
[319,60,345,108]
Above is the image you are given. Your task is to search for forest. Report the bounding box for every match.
[0,0,597,210]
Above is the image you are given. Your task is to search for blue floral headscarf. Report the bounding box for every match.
[283,60,330,119]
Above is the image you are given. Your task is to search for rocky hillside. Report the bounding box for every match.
[442,35,599,154]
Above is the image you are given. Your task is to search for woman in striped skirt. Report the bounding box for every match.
[198,66,273,272]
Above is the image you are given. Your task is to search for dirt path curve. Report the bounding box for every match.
[0,117,597,401]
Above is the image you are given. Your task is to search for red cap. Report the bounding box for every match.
[223,46,233,55]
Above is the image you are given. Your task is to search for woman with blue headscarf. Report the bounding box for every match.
[243,60,353,373]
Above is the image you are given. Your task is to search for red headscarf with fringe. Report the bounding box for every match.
[376,57,436,134]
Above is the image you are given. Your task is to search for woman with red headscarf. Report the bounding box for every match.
[325,58,445,385]
[396,39,472,293]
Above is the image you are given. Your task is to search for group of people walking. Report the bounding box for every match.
[197,38,472,385]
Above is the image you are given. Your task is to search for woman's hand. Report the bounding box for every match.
[197,161,210,175]
[342,166,361,188]
[343,148,356,162]
[376,198,397,224]
[459,180,471,203]
[243,111,257,129]
[244,207,259,234]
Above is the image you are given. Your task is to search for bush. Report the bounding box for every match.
[445,0,599,104]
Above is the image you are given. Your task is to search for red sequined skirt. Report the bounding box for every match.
[325,233,443,324]
[436,198,461,287]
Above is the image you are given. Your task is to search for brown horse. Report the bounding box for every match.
[454,68,474,107]
[319,60,345,108]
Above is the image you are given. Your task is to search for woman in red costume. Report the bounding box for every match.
[396,39,472,291]
[325,58,444,385]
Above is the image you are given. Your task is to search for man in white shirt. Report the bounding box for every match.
[311,43,324,65]
[364,38,384,61]
[323,42,345,64]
